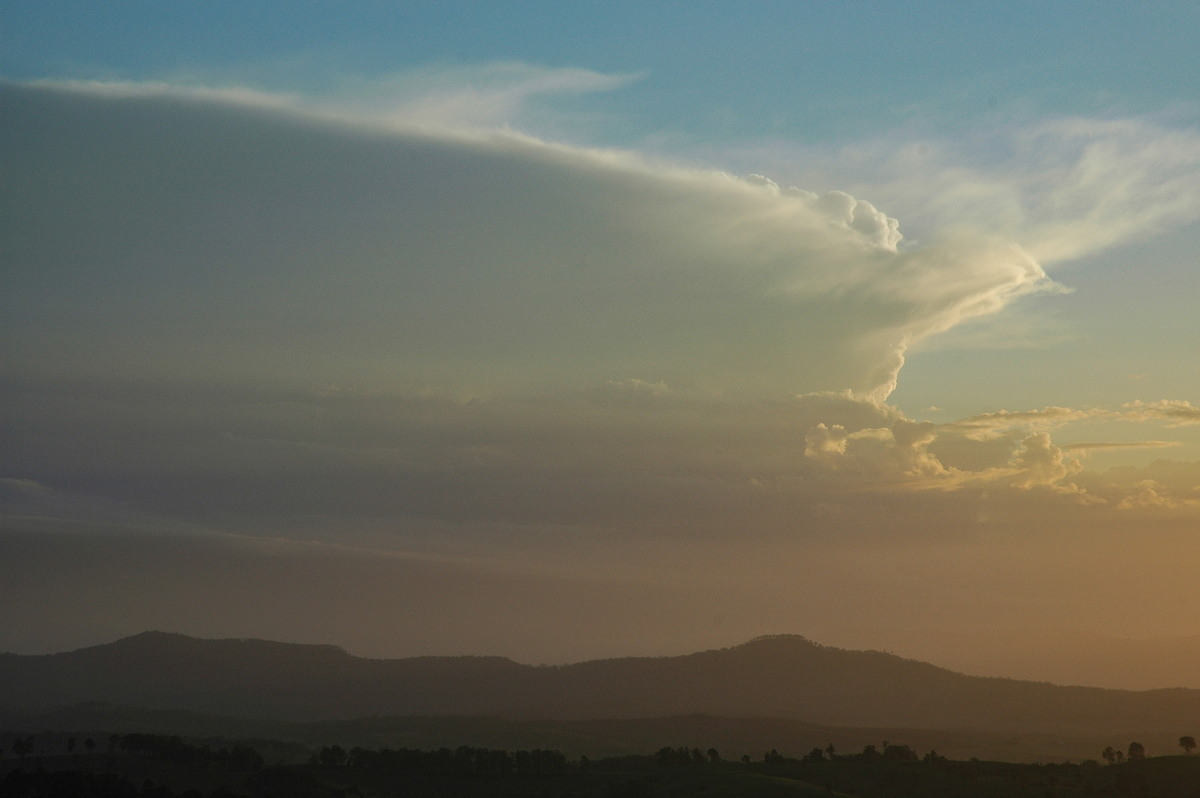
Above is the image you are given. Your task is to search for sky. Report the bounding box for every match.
[2,2,1200,682]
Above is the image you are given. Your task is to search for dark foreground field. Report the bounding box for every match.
[4,732,1200,798]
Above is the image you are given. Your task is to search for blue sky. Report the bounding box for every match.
[2,2,1200,674]
[6,2,1197,141]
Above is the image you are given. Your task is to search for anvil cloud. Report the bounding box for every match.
[2,81,1050,402]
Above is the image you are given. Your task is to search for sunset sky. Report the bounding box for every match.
[3,2,1199,679]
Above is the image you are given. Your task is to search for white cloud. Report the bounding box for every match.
[1115,480,1200,510]
[1121,399,1200,426]
[804,423,849,461]
[1007,432,1083,490]
[815,190,903,251]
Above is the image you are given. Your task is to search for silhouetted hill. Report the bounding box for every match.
[3,632,1198,735]
[0,631,527,720]
[867,628,1200,689]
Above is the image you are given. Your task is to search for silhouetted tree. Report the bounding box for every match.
[11,736,34,759]
[84,737,95,753]
[319,744,348,766]
[1181,736,1197,755]
[825,743,836,761]
[229,743,264,770]
[1127,741,1145,761]
[706,747,720,763]
[1102,746,1117,765]
[803,747,825,762]
[530,748,566,773]
[882,744,918,762]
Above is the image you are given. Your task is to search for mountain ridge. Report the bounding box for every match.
[3,631,1198,735]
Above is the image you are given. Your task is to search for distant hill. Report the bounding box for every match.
[862,628,1200,690]
[3,632,1198,736]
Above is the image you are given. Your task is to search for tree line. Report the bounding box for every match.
[655,741,931,767]
[310,743,568,775]
[1100,737,1197,765]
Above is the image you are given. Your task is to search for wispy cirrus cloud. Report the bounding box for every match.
[942,407,1099,438]
[747,111,1200,269]
[342,62,643,129]
[1062,440,1183,452]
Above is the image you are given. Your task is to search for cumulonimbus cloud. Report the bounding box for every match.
[4,79,1198,553]
[2,80,1051,402]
